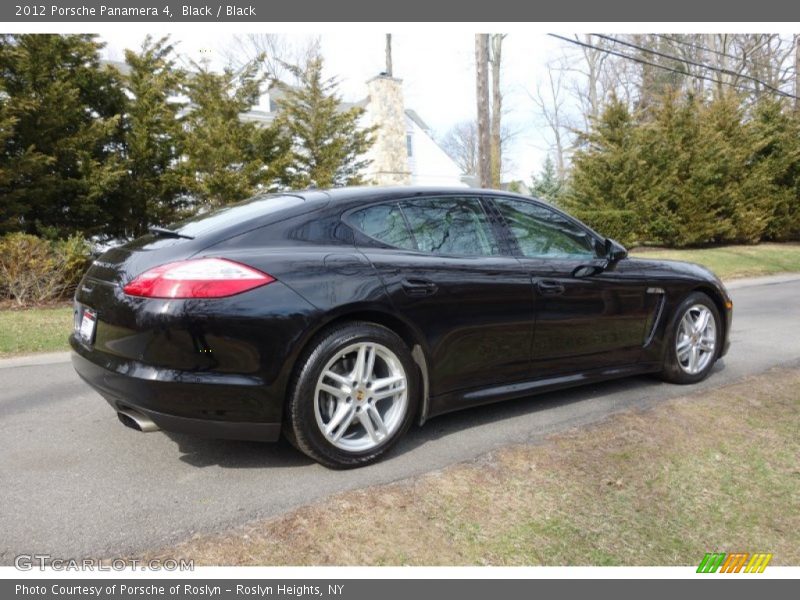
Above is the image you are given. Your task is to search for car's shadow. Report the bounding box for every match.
[166,360,726,470]
[166,433,313,468]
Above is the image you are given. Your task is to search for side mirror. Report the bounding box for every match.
[604,238,628,262]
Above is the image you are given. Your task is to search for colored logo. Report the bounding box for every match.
[697,552,773,573]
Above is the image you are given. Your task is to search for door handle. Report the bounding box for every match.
[536,279,565,296]
[402,279,438,297]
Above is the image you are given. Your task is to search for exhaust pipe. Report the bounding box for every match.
[117,407,160,433]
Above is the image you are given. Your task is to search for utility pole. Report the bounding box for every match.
[475,34,491,188]
[489,34,505,188]
[385,33,393,76]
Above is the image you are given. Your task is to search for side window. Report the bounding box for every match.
[349,202,416,250]
[401,197,500,256]
[494,198,597,259]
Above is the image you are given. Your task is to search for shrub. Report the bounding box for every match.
[56,235,93,296]
[571,209,640,247]
[0,233,91,306]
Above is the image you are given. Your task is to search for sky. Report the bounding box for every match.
[100,31,570,182]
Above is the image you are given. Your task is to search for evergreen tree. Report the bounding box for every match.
[530,156,564,203]
[566,91,794,247]
[643,92,773,245]
[0,81,21,222]
[566,96,643,245]
[182,59,289,207]
[690,93,769,244]
[275,54,375,188]
[750,97,800,241]
[118,35,187,236]
[635,91,704,245]
[0,34,127,236]
[505,180,529,195]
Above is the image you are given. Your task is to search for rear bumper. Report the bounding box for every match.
[71,339,282,442]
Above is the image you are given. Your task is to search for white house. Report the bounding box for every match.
[356,73,467,187]
[404,108,467,187]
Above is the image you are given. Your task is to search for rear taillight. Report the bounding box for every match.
[123,258,275,299]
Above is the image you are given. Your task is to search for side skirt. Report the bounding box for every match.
[425,362,663,420]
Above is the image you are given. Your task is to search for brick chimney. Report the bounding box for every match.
[364,74,411,185]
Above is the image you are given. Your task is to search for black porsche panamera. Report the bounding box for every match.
[71,187,732,468]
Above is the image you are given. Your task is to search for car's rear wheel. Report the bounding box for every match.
[286,322,418,468]
[660,292,721,384]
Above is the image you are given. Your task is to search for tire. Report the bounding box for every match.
[285,321,419,469]
[659,291,722,384]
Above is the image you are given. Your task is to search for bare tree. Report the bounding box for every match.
[557,35,633,129]
[440,120,515,178]
[530,62,571,178]
[690,34,795,99]
[223,34,321,84]
[440,121,479,176]
[576,34,609,122]
[223,34,290,80]
[620,34,797,104]
[475,34,491,188]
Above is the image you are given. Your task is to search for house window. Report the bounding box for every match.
[406,133,413,157]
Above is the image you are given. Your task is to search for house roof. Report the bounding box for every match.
[404,109,431,133]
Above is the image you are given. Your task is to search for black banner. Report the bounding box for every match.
[4,579,797,600]
[2,0,800,22]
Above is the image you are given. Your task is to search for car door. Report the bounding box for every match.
[349,195,535,398]
[489,196,660,377]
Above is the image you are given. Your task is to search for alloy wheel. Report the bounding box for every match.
[675,304,717,375]
[313,342,408,452]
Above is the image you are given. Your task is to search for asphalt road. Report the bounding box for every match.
[2,275,800,563]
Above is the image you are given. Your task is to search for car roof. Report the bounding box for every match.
[295,185,538,211]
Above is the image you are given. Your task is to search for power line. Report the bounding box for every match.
[548,33,800,101]
[654,33,795,76]
[592,33,795,100]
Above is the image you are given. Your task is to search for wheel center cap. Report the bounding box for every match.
[355,389,366,402]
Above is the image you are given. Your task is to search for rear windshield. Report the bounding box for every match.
[170,194,305,238]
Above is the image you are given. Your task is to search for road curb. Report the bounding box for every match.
[0,351,71,369]
[724,273,800,290]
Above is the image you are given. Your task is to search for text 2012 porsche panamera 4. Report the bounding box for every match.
[71,187,732,468]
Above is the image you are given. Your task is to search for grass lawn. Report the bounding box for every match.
[0,306,72,358]
[631,242,800,280]
[143,367,800,566]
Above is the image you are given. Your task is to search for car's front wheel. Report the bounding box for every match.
[286,322,418,468]
[660,291,721,384]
